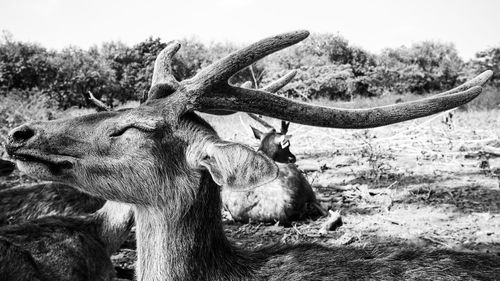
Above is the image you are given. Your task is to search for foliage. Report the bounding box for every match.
[262,33,377,100]
[0,39,57,91]
[0,31,497,108]
[466,47,500,89]
[372,42,464,95]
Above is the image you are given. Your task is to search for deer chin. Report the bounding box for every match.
[10,150,76,180]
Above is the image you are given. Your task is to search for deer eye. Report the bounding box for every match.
[109,125,155,138]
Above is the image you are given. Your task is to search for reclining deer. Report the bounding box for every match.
[5,30,498,280]
[0,200,133,281]
[222,77,326,223]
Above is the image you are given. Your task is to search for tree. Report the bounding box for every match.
[373,41,464,94]
[468,47,500,88]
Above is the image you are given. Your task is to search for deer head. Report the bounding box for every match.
[240,75,297,164]
[250,122,295,163]
[5,31,492,207]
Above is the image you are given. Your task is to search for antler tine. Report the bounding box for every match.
[197,83,484,129]
[240,81,275,131]
[87,91,111,112]
[185,31,309,91]
[244,70,298,131]
[434,70,493,97]
[263,70,297,93]
[247,114,275,131]
[146,41,182,101]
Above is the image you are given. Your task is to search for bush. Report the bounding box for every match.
[0,31,498,109]
[372,42,464,95]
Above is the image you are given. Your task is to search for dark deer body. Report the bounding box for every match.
[222,118,322,223]
[4,31,498,280]
[0,216,114,281]
[0,182,104,225]
[0,172,130,280]
[0,200,133,281]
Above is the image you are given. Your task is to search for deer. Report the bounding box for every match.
[5,30,498,281]
[221,77,326,223]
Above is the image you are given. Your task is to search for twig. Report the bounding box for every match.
[383,218,401,225]
[318,210,342,235]
[420,236,450,247]
[292,224,302,235]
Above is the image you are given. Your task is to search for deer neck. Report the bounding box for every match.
[93,201,134,255]
[134,171,254,281]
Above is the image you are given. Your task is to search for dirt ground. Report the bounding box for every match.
[2,109,500,280]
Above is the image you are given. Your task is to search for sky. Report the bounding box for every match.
[1,0,499,59]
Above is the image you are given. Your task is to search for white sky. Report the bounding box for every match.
[1,0,499,59]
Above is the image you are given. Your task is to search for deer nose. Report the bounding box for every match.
[288,155,296,163]
[8,124,36,145]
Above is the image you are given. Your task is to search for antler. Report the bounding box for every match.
[146,31,493,129]
[185,31,308,91]
[87,91,111,112]
[146,41,182,101]
[244,70,297,131]
[435,70,493,97]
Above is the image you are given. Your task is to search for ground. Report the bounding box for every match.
[1,108,500,280]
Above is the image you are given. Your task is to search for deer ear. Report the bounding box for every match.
[199,142,278,191]
[250,126,264,140]
[280,120,290,134]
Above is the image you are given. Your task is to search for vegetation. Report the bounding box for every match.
[1,30,499,110]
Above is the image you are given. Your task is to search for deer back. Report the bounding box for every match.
[0,216,115,281]
[0,182,105,226]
